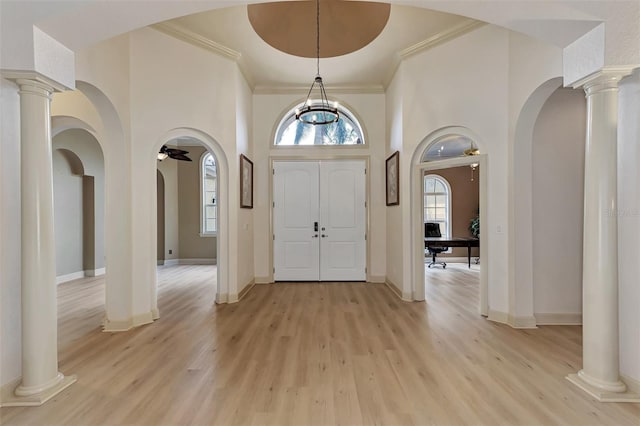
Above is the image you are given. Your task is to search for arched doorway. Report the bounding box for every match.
[410,126,488,315]
[153,129,229,305]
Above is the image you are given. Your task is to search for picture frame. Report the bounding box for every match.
[386,151,399,206]
[240,154,253,209]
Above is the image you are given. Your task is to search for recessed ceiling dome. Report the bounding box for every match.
[247,0,391,58]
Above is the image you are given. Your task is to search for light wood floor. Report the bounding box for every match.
[1,264,638,425]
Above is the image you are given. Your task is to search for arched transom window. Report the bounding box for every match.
[201,153,217,235]
[275,101,364,146]
[423,174,451,238]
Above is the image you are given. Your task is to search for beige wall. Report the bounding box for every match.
[426,165,480,258]
[178,145,216,260]
[157,158,179,261]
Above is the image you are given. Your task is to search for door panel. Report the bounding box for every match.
[274,160,366,282]
[273,162,319,281]
[320,161,366,281]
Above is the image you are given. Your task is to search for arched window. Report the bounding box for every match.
[423,174,451,238]
[275,101,364,145]
[201,153,217,235]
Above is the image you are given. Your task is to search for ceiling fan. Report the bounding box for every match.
[157,145,192,162]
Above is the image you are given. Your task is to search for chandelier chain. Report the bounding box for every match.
[316,0,320,76]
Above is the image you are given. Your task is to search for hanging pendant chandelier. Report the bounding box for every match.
[295,0,339,125]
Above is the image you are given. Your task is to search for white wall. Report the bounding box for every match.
[532,88,586,320]
[508,30,564,325]
[618,69,640,385]
[128,27,245,302]
[0,78,22,387]
[73,34,136,327]
[236,69,254,291]
[391,25,511,312]
[252,91,387,284]
[385,65,404,291]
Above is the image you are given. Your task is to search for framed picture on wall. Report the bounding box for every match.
[240,154,253,209]
[386,151,399,206]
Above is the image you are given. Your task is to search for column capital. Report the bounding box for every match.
[1,70,69,92]
[16,79,55,101]
[571,66,636,94]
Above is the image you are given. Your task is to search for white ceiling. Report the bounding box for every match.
[157,4,480,90]
[5,0,633,90]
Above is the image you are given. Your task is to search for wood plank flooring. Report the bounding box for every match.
[1,264,638,425]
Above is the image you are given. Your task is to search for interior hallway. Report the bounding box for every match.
[1,265,638,425]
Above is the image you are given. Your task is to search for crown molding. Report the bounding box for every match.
[399,19,486,60]
[253,85,385,95]
[152,22,241,61]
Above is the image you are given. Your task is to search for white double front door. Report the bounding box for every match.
[273,160,366,281]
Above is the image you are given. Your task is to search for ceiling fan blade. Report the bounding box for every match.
[166,147,189,155]
[170,153,192,161]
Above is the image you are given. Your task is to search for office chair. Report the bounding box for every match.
[425,222,447,268]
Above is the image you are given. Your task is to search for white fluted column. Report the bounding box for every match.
[11,79,76,405]
[567,70,638,402]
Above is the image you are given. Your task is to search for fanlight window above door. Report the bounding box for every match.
[275,101,364,146]
[422,134,479,162]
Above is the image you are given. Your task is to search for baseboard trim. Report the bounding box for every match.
[255,276,272,284]
[85,268,105,277]
[216,292,229,304]
[535,313,582,325]
[509,314,538,329]
[235,279,255,302]
[102,310,155,332]
[56,271,85,284]
[0,375,76,407]
[622,374,640,395]
[0,377,21,407]
[178,258,216,265]
[132,311,154,327]
[488,309,509,325]
[368,275,386,283]
[385,279,412,302]
[164,259,179,266]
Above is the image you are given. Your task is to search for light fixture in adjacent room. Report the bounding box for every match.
[470,162,479,181]
[295,0,339,125]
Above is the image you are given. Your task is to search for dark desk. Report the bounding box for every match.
[425,237,479,268]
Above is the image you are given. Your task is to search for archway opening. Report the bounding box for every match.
[52,128,106,347]
[411,127,487,316]
[155,134,224,307]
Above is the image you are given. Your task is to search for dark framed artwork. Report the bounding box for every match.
[386,151,399,206]
[240,154,253,209]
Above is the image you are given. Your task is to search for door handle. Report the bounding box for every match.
[321,234,328,238]
[312,234,319,238]
[314,221,318,232]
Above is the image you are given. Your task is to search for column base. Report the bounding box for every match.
[0,374,76,407]
[567,373,640,403]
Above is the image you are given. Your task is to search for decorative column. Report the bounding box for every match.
[567,70,638,402]
[10,79,76,405]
